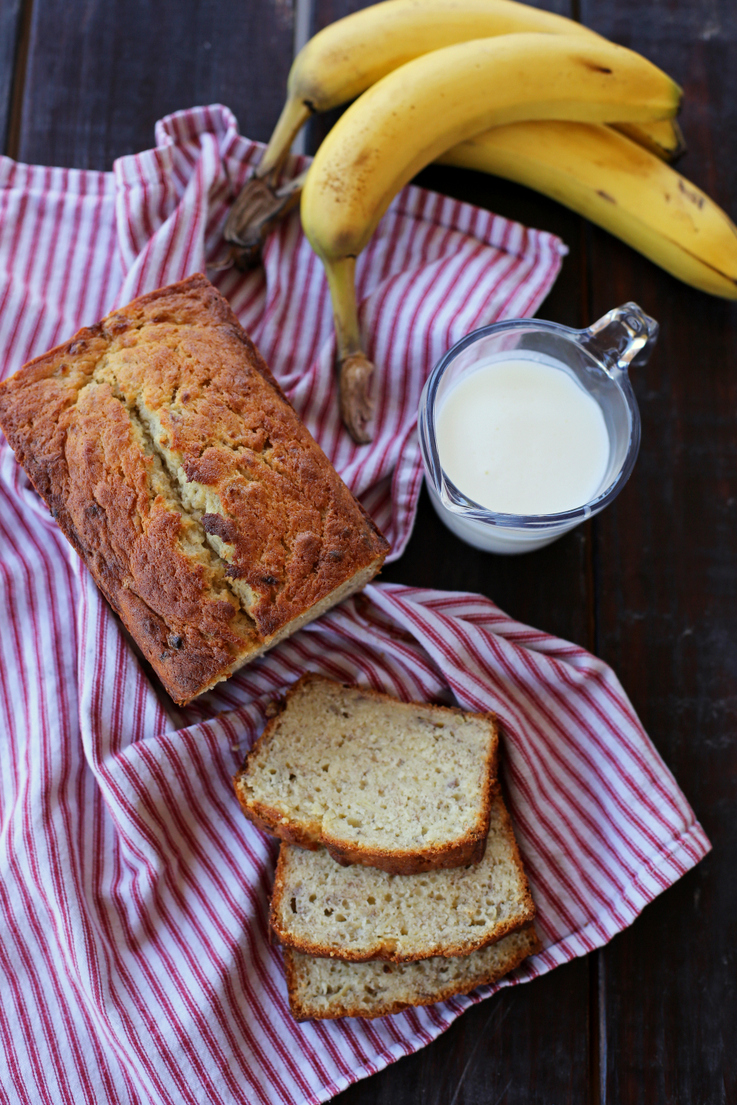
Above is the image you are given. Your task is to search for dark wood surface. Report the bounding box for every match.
[2,0,735,1101]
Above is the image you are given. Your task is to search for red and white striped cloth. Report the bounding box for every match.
[0,105,708,1105]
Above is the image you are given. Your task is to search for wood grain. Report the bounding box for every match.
[14,0,295,170]
[0,0,24,155]
[580,1,737,1100]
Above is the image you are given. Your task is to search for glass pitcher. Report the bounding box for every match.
[418,303,659,554]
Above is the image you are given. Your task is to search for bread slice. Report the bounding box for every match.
[283,925,541,1020]
[0,276,389,704]
[270,792,535,962]
[234,674,499,874]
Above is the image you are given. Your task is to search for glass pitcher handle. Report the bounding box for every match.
[578,302,659,373]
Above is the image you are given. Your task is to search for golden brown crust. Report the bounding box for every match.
[0,276,389,704]
[236,802,322,851]
[233,673,499,874]
[282,926,542,1020]
[321,833,488,874]
[236,783,490,872]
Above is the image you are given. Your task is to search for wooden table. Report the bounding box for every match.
[2,0,735,1101]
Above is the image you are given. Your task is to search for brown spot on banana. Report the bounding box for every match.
[678,179,705,209]
[579,60,613,73]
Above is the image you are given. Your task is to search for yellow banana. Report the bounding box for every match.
[300,33,681,441]
[223,0,683,264]
[262,0,682,178]
[438,122,737,299]
[304,35,679,258]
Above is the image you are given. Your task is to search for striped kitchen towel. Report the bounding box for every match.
[0,572,710,1105]
[0,104,709,1105]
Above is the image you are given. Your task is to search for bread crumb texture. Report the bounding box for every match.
[235,674,498,871]
[270,792,535,962]
[0,275,389,703]
[283,925,540,1019]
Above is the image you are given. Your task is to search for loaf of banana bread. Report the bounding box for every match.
[0,275,389,703]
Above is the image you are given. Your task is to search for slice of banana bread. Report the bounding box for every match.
[283,925,540,1020]
[0,275,389,704]
[234,674,499,874]
[270,792,535,962]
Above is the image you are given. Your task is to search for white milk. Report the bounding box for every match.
[435,353,610,517]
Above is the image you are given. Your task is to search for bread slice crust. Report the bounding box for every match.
[283,925,541,1020]
[0,276,389,703]
[234,674,499,874]
[270,792,535,963]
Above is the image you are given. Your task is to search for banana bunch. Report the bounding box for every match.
[224,0,684,265]
[224,0,737,443]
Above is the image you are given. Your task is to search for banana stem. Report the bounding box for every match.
[325,256,361,358]
[257,97,313,183]
[222,97,312,267]
[325,256,375,444]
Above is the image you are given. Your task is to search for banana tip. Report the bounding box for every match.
[339,352,375,444]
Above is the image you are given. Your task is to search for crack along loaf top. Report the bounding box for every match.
[0,275,389,704]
